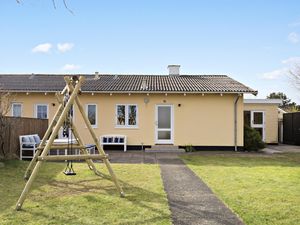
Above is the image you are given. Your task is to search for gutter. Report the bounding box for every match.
[234,95,240,151]
[0,90,258,95]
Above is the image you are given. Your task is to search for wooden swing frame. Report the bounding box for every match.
[15,76,124,210]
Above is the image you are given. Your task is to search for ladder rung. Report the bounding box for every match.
[37,154,108,161]
[37,145,86,150]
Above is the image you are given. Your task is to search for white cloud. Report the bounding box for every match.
[288,32,299,44]
[57,43,74,53]
[62,64,81,71]
[282,57,300,65]
[32,43,52,53]
[261,56,300,80]
[261,68,288,80]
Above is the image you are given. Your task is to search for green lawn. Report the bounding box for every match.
[0,160,171,225]
[181,153,300,225]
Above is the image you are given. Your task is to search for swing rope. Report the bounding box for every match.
[63,92,76,176]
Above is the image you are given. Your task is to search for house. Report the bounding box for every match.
[0,65,259,150]
[243,99,282,144]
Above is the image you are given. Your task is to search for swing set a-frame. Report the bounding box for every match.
[15,75,124,210]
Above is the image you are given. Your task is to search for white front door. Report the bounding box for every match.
[251,111,265,141]
[155,105,174,144]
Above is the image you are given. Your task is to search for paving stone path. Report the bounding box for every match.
[158,156,244,225]
[108,151,244,225]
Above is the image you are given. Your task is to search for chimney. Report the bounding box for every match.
[94,71,99,79]
[167,65,180,75]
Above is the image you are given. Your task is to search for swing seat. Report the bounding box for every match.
[63,171,77,176]
[64,161,76,176]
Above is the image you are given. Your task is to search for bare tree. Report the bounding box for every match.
[0,91,14,159]
[16,0,74,14]
[290,64,300,92]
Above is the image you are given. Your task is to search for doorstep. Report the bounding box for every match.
[145,145,185,153]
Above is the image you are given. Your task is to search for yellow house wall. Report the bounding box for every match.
[244,103,278,144]
[9,92,244,147]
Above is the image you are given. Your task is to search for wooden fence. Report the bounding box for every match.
[283,112,300,145]
[0,116,48,159]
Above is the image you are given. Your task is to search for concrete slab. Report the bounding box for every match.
[158,157,244,225]
[263,144,300,154]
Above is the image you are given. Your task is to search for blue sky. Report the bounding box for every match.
[1,0,300,102]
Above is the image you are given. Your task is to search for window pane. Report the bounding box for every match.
[158,107,171,129]
[158,131,171,140]
[117,105,125,125]
[128,105,137,125]
[254,128,263,140]
[13,104,21,117]
[253,112,263,125]
[88,105,96,125]
[37,105,47,119]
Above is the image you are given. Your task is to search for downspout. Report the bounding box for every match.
[234,95,240,151]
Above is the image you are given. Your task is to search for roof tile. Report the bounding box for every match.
[0,74,257,94]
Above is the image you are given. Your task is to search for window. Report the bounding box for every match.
[253,112,263,125]
[116,104,138,127]
[12,103,22,117]
[35,104,48,119]
[86,104,97,127]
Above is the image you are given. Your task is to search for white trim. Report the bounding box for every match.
[11,102,22,117]
[5,90,256,95]
[85,104,98,128]
[115,104,138,128]
[155,105,174,144]
[250,111,265,141]
[244,99,282,104]
[34,104,49,119]
[278,108,287,114]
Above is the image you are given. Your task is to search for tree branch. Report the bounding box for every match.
[63,0,74,15]
[16,0,74,14]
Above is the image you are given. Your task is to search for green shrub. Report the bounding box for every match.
[185,144,196,152]
[244,125,265,151]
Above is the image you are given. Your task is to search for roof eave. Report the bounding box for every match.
[1,90,258,94]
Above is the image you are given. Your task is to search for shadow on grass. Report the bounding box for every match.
[0,160,65,211]
[0,161,171,225]
[43,175,171,222]
[180,153,300,168]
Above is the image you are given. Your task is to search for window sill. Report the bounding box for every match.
[115,126,139,129]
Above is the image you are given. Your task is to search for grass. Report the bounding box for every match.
[181,153,300,225]
[0,160,171,225]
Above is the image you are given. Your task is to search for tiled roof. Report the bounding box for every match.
[0,74,257,94]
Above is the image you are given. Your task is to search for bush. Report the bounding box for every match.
[185,145,196,152]
[244,125,265,151]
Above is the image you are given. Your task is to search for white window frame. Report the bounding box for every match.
[250,110,265,142]
[86,104,98,128]
[115,104,138,128]
[155,105,174,144]
[34,104,49,119]
[11,103,22,117]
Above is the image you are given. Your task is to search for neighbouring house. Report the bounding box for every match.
[0,65,261,150]
[243,99,282,144]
